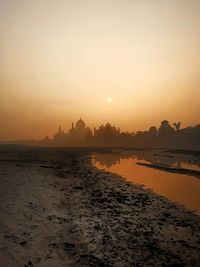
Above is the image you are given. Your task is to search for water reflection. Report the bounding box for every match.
[93,150,200,215]
[94,150,200,170]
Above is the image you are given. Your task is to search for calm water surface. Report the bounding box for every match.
[93,150,200,215]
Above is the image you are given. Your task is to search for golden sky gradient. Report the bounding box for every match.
[0,0,200,140]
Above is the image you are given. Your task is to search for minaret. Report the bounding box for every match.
[59,125,61,133]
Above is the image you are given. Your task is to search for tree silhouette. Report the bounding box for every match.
[173,122,181,131]
[158,120,174,135]
[149,126,158,136]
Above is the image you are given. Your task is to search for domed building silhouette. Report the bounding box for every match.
[68,118,86,139]
[76,118,86,131]
[53,118,92,144]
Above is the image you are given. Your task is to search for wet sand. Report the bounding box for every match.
[0,146,200,266]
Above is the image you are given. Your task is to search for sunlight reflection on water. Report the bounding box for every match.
[92,150,200,215]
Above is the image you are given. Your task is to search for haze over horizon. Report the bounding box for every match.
[1,0,200,140]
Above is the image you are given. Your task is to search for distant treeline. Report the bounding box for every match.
[86,120,200,149]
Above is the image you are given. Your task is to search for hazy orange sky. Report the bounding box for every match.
[0,0,200,140]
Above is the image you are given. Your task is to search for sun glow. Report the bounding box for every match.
[107,97,113,103]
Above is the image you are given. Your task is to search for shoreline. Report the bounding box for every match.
[0,147,200,266]
[136,161,200,179]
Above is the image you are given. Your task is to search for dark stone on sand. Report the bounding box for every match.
[63,242,75,251]
[24,260,33,267]
[19,240,28,246]
[80,253,110,267]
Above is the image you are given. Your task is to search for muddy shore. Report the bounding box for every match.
[0,146,200,266]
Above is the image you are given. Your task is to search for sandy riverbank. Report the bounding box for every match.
[0,146,200,266]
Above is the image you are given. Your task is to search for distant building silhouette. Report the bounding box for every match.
[36,118,200,149]
[53,125,66,141]
[53,118,92,144]
[94,123,120,138]
[68,118,92,140]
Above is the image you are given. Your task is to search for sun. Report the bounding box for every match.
[107,97,113,103]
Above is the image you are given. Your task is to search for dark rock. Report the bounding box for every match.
[63,242,75,251]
